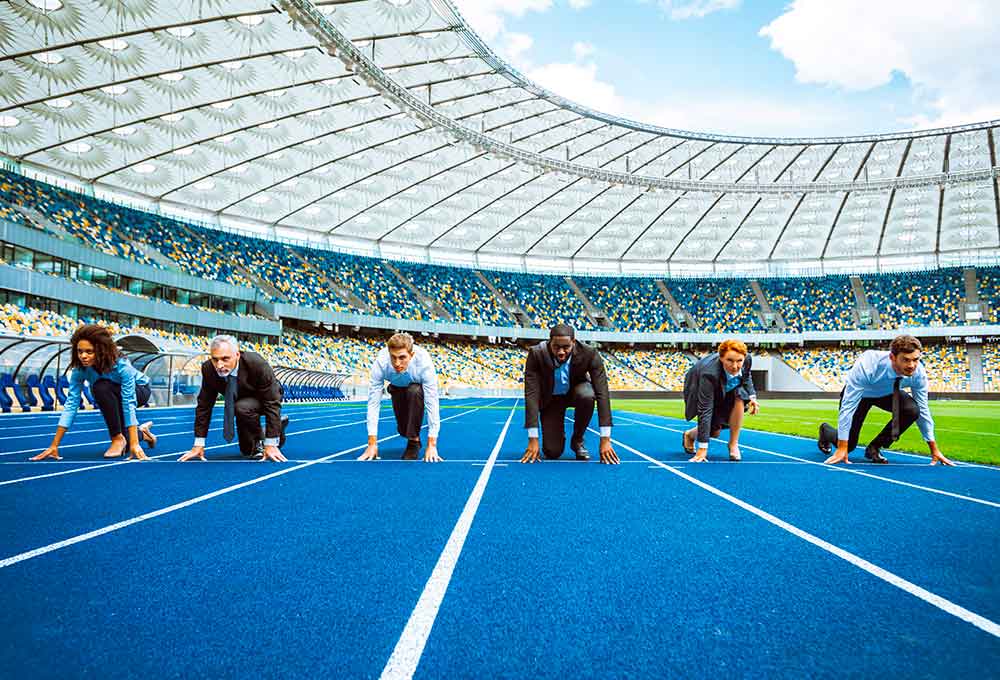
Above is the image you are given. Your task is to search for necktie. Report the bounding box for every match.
[891,377,901,441]
[223,374,237,442]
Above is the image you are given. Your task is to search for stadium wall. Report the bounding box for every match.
[1,219,260,303]
[0,265,281,338]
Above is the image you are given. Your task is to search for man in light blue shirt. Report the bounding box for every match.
[819,335,953,466]
[360,332,442,462]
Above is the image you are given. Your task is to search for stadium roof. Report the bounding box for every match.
[2,0,999,274]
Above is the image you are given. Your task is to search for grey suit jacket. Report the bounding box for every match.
[683,353,755,444]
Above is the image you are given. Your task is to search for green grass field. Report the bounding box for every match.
[613,398,1000,466]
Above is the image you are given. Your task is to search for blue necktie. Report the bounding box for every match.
[223,374,237,442]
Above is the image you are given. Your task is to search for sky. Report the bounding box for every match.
[449,0,1000,138]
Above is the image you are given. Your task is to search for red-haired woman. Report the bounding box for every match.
[681,339,759,462]
[31,324,156,461]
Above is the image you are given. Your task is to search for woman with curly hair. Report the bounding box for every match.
[31,324,155,461]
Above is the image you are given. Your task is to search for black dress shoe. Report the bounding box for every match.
[864,444,888,464]
[403,439,420,460]
[571,444,591,461]
[818,429,832,455]
[278,415,289,449]
[817,423,836,455]
[243,440,264,460]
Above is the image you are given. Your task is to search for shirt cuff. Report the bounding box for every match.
[263,437,279,447]
[599,426,611,438]
[696,442,709,450]
[527,427,539,439]
[193,437,206,448]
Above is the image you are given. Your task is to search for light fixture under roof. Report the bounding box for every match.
[64,142,91,153]
[161,112,184,122]
[237,14,264,26]
[46,98,73,109]
[98,38,128,51]
[134,163,156,174]
[266,151,284,160]
[33,52,64,65]
[0,116,20,128]
[303,139,322,146]
[166,26,195,38]
[231,164,250,175]
[283,179,299,188]
[193,179,216,191]
[159,72,185,82]
[113,125,136,136]
[216,134,236,143]
[101,85,128,95]
[264,89,287,98]
[285,50,306,60]
[174,147,195,156]
[259,121,279,129]
[211,101,234,110]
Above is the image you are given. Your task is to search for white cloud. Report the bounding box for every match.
[451,0,553,41]
[760,0,1000,128]
[572,41,595,61]
[568,0,593,9]
[527,61,628,112]
[526,52,868,136]
[658,0,740,20]
[504,32,535,62]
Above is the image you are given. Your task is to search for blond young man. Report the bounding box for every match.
[360,333,442,462]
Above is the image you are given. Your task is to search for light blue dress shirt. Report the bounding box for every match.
[837,350,935,442]
[553,357,571,396]
[58,357,150,430]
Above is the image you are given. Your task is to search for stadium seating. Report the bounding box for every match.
[760,276,857,332]
[575,277,676,332]
[983,343,1000,392]
[665,278,763,333]
[607,348,696,390]
[4,171,996,337]
[780,347,864,392]
[392,262,510,326]
[861,268,966,328]
[485,271,596,330]
[978,266,1000,324]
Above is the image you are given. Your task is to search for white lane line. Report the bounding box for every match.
[618,416,1000,509]
[0,409,368,457]
[616,409,1000,471]
[0,414,397,488]
[380,402,517,680]
[595,428,1000,640]
[0,405,366,439]
[0,406,488,569]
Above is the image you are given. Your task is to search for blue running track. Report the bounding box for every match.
[1,399,997,679]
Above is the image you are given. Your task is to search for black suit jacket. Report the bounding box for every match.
[523,340,612,430]
[194,351,283,439]
[683,353,755,444]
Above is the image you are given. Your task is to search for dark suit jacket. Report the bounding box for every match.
[523,340,612,430]
[194,351,283,439]
[683,353,755,444]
